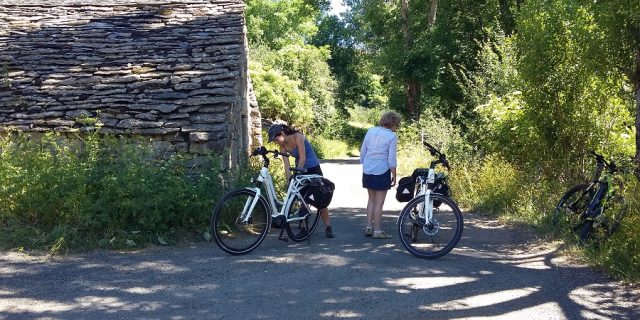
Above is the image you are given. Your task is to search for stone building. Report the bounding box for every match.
[0,0,262,168]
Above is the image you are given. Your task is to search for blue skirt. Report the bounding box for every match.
[362,169,391,190]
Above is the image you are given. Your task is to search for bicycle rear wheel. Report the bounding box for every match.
[211,188,270,255]
[552,184,593,233]
[398,194,463,259]
[284,193,320,242]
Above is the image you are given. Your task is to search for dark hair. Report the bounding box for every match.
[281,124,301,136]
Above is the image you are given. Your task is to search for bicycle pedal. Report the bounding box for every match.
[278,236,289,242]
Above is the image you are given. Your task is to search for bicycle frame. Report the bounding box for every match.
[240,165,323,224]
[404,142,449,224]
[414,170,436,222]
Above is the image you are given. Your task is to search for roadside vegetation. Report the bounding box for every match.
[0,0,638,282]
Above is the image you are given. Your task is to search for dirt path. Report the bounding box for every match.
[1,159,639,319]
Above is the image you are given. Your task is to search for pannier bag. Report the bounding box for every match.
[396,176,415,202]
[303,177,335,209]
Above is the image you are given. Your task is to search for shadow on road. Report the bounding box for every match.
[1,209,638,319]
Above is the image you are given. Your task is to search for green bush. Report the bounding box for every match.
[0,133,225,252]
[586,175,640,281]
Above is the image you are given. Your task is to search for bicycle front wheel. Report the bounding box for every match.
[398,194,464,259]
[211,188,270,255]
[552,184,594,235]
[284,193,320,242]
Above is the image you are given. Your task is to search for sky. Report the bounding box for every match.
[330,0,348,16]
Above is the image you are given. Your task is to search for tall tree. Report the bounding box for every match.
[401,0,421,119]
[588,0,640,177]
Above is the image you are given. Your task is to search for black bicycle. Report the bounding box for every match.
[552,151,627,242]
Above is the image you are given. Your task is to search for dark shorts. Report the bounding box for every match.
[362,169,391,190]
[306,164,323,176]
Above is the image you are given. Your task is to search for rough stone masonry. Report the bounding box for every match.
[0,0,262,168]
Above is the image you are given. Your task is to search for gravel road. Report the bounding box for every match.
[1,158,639,319]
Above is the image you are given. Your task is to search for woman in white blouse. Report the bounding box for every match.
[360,111,401,239]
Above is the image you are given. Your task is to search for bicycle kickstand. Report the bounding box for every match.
[278,227,288,242]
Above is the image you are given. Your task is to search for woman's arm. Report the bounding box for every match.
[389,134,398,186]
[280,144,292,179]
[360,130,369,163]
[294,133,307,168]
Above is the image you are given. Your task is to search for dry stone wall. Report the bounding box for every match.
[0,0,261,168]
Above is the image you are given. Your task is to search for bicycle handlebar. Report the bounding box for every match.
[251,146,290,158]
[424,141,450,170]
[589,150,618,173]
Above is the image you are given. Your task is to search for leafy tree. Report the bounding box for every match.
[249,60,315,130]
[313,14,387,114]
[514,0,634,175]
[586,0,640,177]
[246,0,336,130]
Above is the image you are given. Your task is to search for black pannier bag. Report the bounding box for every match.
[396,176,415,202]
[303,177,335,209]
[431,173,451,207]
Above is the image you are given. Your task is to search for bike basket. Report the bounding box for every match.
[303,177,335,209]
[396,176,416,202]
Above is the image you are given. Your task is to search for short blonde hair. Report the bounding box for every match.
[379,111,401,128]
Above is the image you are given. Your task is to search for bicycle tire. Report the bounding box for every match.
[284,192,320,242]
[605,195,627,236]
[211,188,270,255]
[397,194,464,259]
[552,184,593,231]
[582,195,627,243]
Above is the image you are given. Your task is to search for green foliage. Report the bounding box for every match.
[246,0,327,49]
[0,133,224,252]
[396,109,471,186]
[250,60,315,129]
[593,176,640,282]
[514,0,634,175]
[313,15,389,112]
[247,0,336,131]
[251,44,337,130]
[309,135,352,159]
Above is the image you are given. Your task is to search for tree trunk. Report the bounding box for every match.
[400,0,418,118]
[401,0,411,46]
[427,0,438,27]
[406,81,421,120]
[635,48,640,179]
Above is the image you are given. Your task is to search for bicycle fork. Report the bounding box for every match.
[239,187,262,224]
[583,184,606,226]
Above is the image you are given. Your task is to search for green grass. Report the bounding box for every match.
[0,132,228,253]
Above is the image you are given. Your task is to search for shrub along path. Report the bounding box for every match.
[1,158,639,319]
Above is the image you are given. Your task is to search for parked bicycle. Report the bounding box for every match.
[552,151,628,242]
[210,146,334,255]
[395,142,464,259]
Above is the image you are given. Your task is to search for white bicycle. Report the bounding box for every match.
[210,146,327,255]
[396,142,464,259]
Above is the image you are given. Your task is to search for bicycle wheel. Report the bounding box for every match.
[398,194,464,259]
[211,188,270,255]
[552,184,594,233]
[581,195,627,243]
[605,195,628,236]
[284,192,320,242]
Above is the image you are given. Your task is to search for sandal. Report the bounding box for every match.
[365,226,373,237]
[372,230,392,239]
[325,226,335,238]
